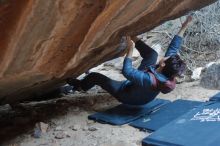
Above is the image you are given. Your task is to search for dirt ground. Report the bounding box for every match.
[2,80,219,146]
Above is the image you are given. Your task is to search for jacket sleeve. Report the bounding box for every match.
[122,57,152,87]
[165,35,183,57]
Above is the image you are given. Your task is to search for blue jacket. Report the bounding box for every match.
[118,35,182,105]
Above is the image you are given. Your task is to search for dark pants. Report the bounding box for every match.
[80,72,123,96]
[135,40,158,70]
[81,40,158,98]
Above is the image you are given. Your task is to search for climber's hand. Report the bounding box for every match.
[126,36,133,58]
[131,36,140,43]
[182,15,193,29]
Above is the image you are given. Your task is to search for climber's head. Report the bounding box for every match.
[158,54,186,79]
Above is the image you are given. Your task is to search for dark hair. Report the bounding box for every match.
[162,55,186,79]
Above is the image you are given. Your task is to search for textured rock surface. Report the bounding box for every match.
[0,0,216,104]
[201,62,220,89]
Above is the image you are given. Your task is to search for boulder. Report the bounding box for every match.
[0,0,217,104]
[200,62,220,89]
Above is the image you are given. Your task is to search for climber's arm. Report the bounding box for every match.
[165,15,193,57]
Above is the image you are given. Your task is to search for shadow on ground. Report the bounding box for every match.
[0,93,114,144]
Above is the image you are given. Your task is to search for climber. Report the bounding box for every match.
[67,15,193,105]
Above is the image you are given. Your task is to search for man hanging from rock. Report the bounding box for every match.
[67,15,192,105]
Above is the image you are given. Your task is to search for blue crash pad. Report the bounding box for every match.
[209,92,220,101]
[88,98,170,125]
[142,101,220,146]
[130,99,202,131]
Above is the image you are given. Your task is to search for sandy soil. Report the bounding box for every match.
[2,80,219,146]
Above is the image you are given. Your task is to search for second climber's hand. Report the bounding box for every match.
[125,36,133,59]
